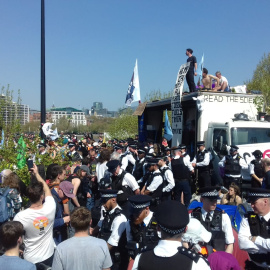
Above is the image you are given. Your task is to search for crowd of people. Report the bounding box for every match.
[0,133,270,270]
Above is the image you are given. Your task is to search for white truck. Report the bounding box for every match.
[136,92,270,184]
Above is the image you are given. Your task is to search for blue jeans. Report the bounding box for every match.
[86,193,95,211]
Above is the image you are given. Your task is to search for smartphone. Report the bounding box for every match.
[27,159,34,170]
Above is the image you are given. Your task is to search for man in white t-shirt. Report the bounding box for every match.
[214,71,230,92]
[14,164,56,267]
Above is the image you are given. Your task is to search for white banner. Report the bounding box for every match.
[171,62,190,147]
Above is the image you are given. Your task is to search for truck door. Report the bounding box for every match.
[213,128,229,159]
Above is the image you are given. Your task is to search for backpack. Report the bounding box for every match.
[0,187,11,223]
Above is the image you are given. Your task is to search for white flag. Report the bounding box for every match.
[125,59,141,106]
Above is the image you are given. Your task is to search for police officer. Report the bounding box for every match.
[121,142,136,173]
[107,160,140,218]
[218,145,248,188]
[192,141,211,188]
[239,188,270,269]
[191,187,234,253]
[96,189,128,270]
[67,142,82,161]
[114,144,128,171]
[170,144,194,207]
[141,158,163,211]
[158,156,175,201]
[132,200,210,270]
[126,195,159,260]
[249,150,264,188]
[132,147,146,187]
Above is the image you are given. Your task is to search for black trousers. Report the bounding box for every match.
[174,179,191,207]
[223,176,242,189]
[186,72,196,92]
[198,171,211,188]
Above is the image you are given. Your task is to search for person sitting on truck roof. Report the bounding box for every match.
[218,145,248,189]
[198,68,220,91]
[213,71,230,92]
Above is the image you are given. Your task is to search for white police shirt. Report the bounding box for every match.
[97,205,127,247]
[160,165,175,192]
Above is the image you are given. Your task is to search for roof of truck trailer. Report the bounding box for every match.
[144,91,261,109]
[209,120,270,128]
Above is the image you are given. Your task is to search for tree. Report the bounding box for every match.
[143,89,173,102]
[247,53,270,113]
[108,109,137,139]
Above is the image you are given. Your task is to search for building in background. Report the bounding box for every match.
[0,94,29,125]
[49,107,87,126]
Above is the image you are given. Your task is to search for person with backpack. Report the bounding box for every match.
[0,172,22,225]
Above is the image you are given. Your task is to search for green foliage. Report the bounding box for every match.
[108,111,137,139]
[253,96,264,112]
[247,53,270,113]
[143,89,173,102]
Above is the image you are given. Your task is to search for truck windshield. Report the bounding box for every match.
[231,127,270,145]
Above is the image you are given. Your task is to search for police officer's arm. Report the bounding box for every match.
[222,213,234,254]
[239,157,248,169]
[31,163,51,198]
[184,155,194,173]
[145,175,163,193]
[238,217,260,253]
[249,163,263,184]
[107,215,127,251]
[196,152,211,167]
[124,173,140,195]
[225,243,233,254]
[162,170,175,192]
[121,156,128,170]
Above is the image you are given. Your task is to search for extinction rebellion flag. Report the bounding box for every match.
[125,59,141,106]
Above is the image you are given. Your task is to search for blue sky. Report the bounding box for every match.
[0,0,270,111]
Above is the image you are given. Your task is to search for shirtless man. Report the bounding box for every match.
[198,68,220,90]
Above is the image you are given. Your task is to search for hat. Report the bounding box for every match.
[59,181,75,198]
[129,195,152,214]
[182,218,212,244]
[114,144,124,150]
[199,186,221,199]
[100,189,118,203]
[230,145,239,151]
[80,165,91,176]
[252,150,263,158]
[38,143,46,148]
[178,144,187,149]
[68,142,75,148]
[155,200,189,235]
[93,142,99,147]
[145,157,159,165]
[128,143,137,149]
[99,177,112,190]
[63,138,68,144]
[137,147,146,154]
[197,141,205,147]
[247,188,270,203]
[106,160,120,173]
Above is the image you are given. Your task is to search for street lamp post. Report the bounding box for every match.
[40,0,46,139]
